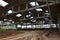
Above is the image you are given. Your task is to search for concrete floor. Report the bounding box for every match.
[0,29,60,40]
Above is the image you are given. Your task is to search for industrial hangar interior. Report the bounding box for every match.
[0,0,60,29]
[0,0,60,40]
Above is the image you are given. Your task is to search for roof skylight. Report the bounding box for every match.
[30,2,39,6]
[0,0,8,7]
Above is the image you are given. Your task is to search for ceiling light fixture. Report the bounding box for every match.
[27,23,31,24]
[16,14,22,17]
[0,21,3,23]
[31,19,36,22]
[17,25,21,27]
[30,17,33,19]
[45,13,50,16]
[12,21,14,24]
[33,20,36,22]
[45,10,49,13]
[36,8,43,11]
[29,11,31,13]
[0,0,8,7]
[26,14,31,17]
[26,15,29,17]
[9,20,12,22]
[8,10,13,14]
[4,19,7,21]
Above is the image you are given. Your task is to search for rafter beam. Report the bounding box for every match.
[6,2,60,15]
